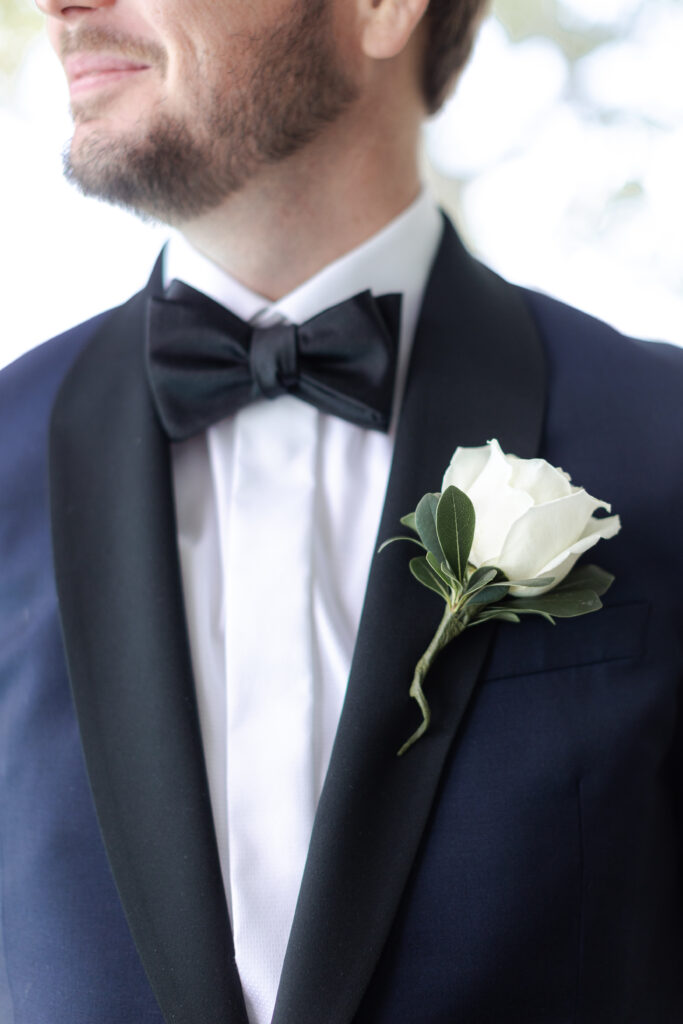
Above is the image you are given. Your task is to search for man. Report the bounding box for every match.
[1,0,681,1021]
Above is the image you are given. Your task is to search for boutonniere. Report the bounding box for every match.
[381,440,621,756]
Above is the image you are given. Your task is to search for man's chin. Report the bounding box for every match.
[62,121,229,226]
[70,97,144,137]
[63,134,158,222]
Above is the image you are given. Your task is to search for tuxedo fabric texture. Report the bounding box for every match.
[1,220,682,1024]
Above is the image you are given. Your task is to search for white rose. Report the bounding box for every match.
[442,439,621,595]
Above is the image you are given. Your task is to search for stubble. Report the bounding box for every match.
[63,0,358,223]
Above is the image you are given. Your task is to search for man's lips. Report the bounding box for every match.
[65,54,151,97]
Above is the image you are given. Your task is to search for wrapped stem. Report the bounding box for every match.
[398,606,465,756]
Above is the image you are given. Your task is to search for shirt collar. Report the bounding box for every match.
[164,190,443,328]
[163,191,445,433]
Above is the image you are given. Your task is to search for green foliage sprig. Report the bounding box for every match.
[381,485,614,756]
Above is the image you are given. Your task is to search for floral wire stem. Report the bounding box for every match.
[398,604,465,757]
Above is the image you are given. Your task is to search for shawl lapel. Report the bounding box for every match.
[49,262,248,1024]
[272,220,546,1024]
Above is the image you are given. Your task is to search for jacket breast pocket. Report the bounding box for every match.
[481,600,650,683]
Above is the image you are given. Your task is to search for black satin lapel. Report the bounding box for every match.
[273,220,547,1024]
[49,268,248,1024]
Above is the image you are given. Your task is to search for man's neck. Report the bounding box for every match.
[176,108,422,302]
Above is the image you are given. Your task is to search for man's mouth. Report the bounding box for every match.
[65,54,151,97]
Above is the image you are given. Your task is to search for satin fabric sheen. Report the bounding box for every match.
[165,192,444,1024]
[147,286,402,438]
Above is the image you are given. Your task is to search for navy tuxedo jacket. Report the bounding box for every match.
[1,221,682,1024]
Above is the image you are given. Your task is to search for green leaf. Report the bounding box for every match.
[465,582,510,608]
[463,566,509,606]
[479,606,556,625]
[377,535,426,555]
[524,611,556,624]
[415,493,445,565]
[400,511,418,532]
[505,576,556,589]
[409,556,450,601]
[426,551,456,588]
[480,610,521,624]
[555,564,614,597]
[435,485,475,583]
[508,588,604,617]
[464,567,499,594]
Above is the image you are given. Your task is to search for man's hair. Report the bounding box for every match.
[423,0,489,113]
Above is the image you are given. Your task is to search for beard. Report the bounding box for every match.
[63,0,358,223]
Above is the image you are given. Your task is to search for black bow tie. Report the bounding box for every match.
[145,280,402,441]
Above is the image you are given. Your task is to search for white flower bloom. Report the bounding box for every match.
[442,439,621,595]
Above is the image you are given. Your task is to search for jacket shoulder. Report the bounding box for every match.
[521,286,683,432]
[521,286,683,394]
[0,313,111,420]
[518,287,683,540]
[0,312,116,490]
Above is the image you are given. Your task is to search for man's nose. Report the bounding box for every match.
[35,0,116,20]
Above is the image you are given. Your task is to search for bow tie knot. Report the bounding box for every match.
[250,323,299,399]
[145,281,402,441]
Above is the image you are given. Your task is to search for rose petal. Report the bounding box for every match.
[506,455,575,503]
[467,441,534,565]
[442,444,491,493]
[492,488,612,581]
[510,513,621,595]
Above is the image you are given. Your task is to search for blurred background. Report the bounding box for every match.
[1,0,682,370]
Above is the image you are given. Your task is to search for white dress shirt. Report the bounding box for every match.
[166,192,443,1024]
